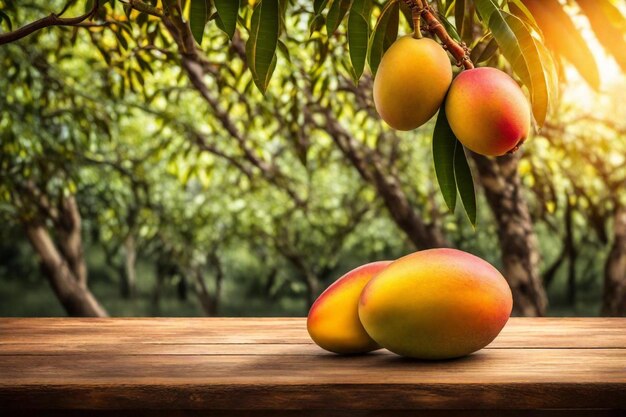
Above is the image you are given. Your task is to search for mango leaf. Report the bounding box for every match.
[470,36,499,64]
[433,106,457,212]
[534,37,559,107]
[454,144,476,226]
[0,10,12,31]
[399,1,414,30]
[278,0,289,34]
[214,0,240,40]
[189,0,210,45]
[455,0,474,44]
[576,0,626,73]
[502,12,550,126]
[326,0,351,36]
[277,39,291,63]
[347,0,371,82]
[475,0,550,126]
[367,0,399,76]
[438,13,461,42]
[310,0,328,35]
[314,0,329,15]
[246,0,280,94]
[520,0,600,90]
[433,105,477,224]
[507,0,540,32]
[310,14,325,36]
[455,0,465,35]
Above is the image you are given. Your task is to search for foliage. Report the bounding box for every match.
[0,0,625,316]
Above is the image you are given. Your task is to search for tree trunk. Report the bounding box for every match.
[471,153,548,316]
[25,222,107,317]
[121,234,137,298]
[194,268,217,316]
[303,270,320,310]
[151,258,167,316]
[208,252,224,316]
[564,199,577,306]
[55,197,88,286]
[602,204,626,316]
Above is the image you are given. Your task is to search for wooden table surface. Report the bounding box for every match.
[1,318,625,416]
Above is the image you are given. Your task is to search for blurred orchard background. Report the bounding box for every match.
[1,0,625,318]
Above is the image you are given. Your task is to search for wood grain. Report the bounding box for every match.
[1,317,625,347]
[0,318,625,414]
[7,411,626,417]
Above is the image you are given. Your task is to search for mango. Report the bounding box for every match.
[307,261,391,354]
[374,36,452,131]
[358,249,512,359]
[445,67,531,156]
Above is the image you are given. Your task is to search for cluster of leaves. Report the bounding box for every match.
[176,0,626,224]
[2,0,626,315]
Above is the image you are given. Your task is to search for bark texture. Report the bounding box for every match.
[23,196,107,317]
[471,153,547,316]
[602,204,626,316]
[121,235,137,298]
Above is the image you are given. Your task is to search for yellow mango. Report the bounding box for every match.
[374,36,452,131]
[358,249,512,359]
[446,67,531,156]
[307,261,391,354]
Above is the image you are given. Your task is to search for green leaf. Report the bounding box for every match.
[399,1,414,31]
[534,37,559,107]
[326,0,351,36]
[214,0,240,40]
[348,0,371,82]
[454,144,476,226]
[475,0,550,126]
[502,12,549,126]
[278,0,289,34]
[470,36,498,64]
[520,0,600,90]
[310,13,325,36]
[455,0,465,36]
[474,0,498,23]
[368,0,399,76]
[314,0,329,15]
[437,13,461,42]
[0,10,13,31]
[114,29,128,50]
[246,0,280,94]
[433,106,457,212]
[277,39,291,63]
[507,0,540,32]
[189,0,210,45]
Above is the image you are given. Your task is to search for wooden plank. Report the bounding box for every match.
[0,318,310,345]
[0,343,322,355]
[1,381,624,410]
[2,349,625,384]
[1,349,625,409]
[1,318,626,348]
[5,410,626,417]
[1,318,625,412]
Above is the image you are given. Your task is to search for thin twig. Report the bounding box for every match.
[0,1,101,45]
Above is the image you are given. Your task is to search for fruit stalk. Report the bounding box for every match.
[403,0,474,70]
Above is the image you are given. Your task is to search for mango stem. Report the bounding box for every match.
[412,7,422,39]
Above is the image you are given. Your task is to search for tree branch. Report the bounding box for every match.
[122,0,164,18]
[404,0,474,69]
[0,1,101,45]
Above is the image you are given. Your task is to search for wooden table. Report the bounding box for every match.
[0,318,625,416]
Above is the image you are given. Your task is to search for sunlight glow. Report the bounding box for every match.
[562,2,626,112]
